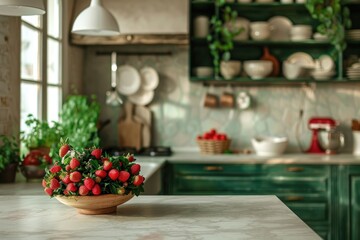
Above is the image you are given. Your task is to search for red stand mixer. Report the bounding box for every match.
[307,117,337,154]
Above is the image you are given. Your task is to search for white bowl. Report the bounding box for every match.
[283,61,314,79]
[251,136,288,156]
[250,22,270,41]
[220,61,242,79]
[311,70,335,80]
[194,67,214,78]
[243,60,273,79]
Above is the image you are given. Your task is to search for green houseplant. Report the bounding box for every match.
[59,95,100,150]
[0,135,21,183]
[207,0,241,78]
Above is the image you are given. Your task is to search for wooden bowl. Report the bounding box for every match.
[55,194,134,215]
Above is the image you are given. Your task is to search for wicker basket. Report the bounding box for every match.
[197,139,231,154]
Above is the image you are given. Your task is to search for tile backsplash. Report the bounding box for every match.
[84,45,360,153]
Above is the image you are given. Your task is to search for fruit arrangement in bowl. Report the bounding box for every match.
[21,150,53,180]
[196,129,231,154]
[42,143,145,215]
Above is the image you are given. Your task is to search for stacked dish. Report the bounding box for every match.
[290,25,312,41]
[346,29,360,41]
[346,62,360,80]
[311,55,336,80]
[283,52,315,79]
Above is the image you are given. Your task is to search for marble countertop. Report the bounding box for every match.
[0,195,320,240]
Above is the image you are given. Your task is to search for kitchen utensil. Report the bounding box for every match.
[135,105,152,148]
[243,60,273,79]
[268,16,292,41]
[237,92,251,110]
[220,92,235,108]
[220,60,241,79]
[139,66,159,91]
[260,47,280,77]
[106,52,122,107]
[250,22,270,41]
[251,136,288,156]
[117,65,141,96]
[118,102,142,150]
[194,15,209,38]
[319,128,344,154]
[128,88,154,106]
[353,131,360,156]
[306,117,337,154]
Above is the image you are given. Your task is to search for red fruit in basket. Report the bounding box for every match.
[79,185,89,196]
[131,164,141,175]
[209,128,217,136]
[50,178,60,190]
[70,171,82,183]
[50,165,62,174]
[92,184,101,195]
[91,149,102,159]
[197,135,203,140]
[127,155,135,162]
[65,165,71,172]
[23,151,41,166]
[62,174,71,184]
[95,169,107,179]
[108,169,120,181]
[118,171,130,182]
[84,177,95,190]
[63,189,69,195]
[59,144,70,158]
[44,187,53,196]
[66,183,77,192]
[203,133,212,140]
[133,175,145,186]
[70,158,80,170]
[43,154,52,164]
[42,179,47,188]
[103,160,112,171]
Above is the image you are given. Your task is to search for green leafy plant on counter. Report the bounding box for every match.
[0,135,20,171]
[306,0,351,53]
[207,0,242,78]
[59,95,100,150]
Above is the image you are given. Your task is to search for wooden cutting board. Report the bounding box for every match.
[118,102,142,149]
[134,105,152,147]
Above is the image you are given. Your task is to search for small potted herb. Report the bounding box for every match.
[0,135,21,183]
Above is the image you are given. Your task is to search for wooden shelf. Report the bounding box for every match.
[191,38,331,46]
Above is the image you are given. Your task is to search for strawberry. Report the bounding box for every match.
[43,154,52,164]
[127,155,135,162]
[84,177,95,190]
[50,165,62,174]
[59,144,70,158]
[70,158,80,170]
[66,183,77,192]
[130,164,141,175]
[118,171,130,182]
[103,160,112,171]
[133,175,144,186]
[70,171,82,183]
[101,157,109,162]
[92,184,101,195]
[91,149,102,159]
[42,179,47,188]
[63,189,69,195]
[62,174,71,184]
[79,185,89,196]
[65,165,71,172]
[95,169,107,179]
[108,169,120,181]
[117,187,125,195]
[95,176,102,183]
[44,187,53,196]
[50,178,60,190]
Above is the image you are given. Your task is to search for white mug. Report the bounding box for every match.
[353,131,360,155]
[194,16,209,38]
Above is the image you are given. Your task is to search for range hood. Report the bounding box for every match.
[71,0,188,45]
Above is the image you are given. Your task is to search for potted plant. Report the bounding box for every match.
[0,135,21,183]
[58,95,100,150]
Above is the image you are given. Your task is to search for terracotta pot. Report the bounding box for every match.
[0,163,18,183]
[260,47,280,77]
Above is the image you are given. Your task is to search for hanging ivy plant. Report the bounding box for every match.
[207,0,241,78]
[305,0,351,52]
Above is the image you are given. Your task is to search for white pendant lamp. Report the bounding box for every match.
[0,0,45,16]
[72,0,120,36]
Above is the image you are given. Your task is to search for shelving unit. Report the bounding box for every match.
[189,0,360,85]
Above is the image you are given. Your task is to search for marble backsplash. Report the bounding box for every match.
[83,45,360,153]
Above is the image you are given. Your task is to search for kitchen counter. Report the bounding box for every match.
[0,195,320,240]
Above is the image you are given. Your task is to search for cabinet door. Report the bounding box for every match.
[350,175,360,240]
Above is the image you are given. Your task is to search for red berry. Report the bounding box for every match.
[65,165,71,172]
[95,176,102,183]
[91,149,102,159]
[62,174,71,184]
[44,187,53,196]
[50,165,62,174]
[70,171,82,183]
[42,179,47,188]
[127,155,135,162]
[44,154,52,164]
[108,169,120,181]
[130,164,141,175]
[66,183,77,192]
[118,171,130,182]
[133,175,145,186]
[95,169,107,179]
[92,184,101,195]
[103,160,113,171]
[84,177,95,190]
[79,185,89,196]
[59,144,70,158]
[70,158,80,170]
[50,178,60,190]
[63,189,69,195]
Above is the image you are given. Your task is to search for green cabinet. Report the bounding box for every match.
[338,165,360,240]
[164,163,333,239]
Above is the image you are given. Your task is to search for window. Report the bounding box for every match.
[20,0,62,132]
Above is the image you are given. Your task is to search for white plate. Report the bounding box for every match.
[287,52,315,67]
[140,67,159,91]
[117,65,141,96]
[128,89,154,106]
[318,55,334,72]
[268,16,293,41]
